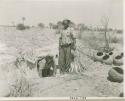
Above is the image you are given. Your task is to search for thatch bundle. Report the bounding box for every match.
[68,44,86,73]
[69,58,84,73]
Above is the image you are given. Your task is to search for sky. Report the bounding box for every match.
[0,0,123,29]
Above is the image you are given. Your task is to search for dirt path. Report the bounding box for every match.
[30,73,103,97]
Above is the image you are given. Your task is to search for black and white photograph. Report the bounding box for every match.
[0,0,123,98]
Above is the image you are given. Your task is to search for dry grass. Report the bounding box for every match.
[9,74,31,97]
[80,30,123,51]
[8,55,33,97]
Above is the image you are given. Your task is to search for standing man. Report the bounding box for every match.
[59,19,76,74]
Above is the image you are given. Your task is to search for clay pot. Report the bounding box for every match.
[108,67,123,83]
[94,51,104,62]
[113,55,123,66]
[102,54,113,65]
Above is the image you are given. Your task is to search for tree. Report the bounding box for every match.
[77,24,86,31]
[22,17,26,25]
[38,23,44,28]
[16,23,26,30]
[52,24,58,29]
[101,16,110,52]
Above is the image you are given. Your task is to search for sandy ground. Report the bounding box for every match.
[0,27,123,97]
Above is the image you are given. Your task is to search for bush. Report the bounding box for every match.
[38,23,44,28]
[117,29,123,34]
[25,26,30,29]
[10,75,31,97]
[110,36,121,43]
[9,53,32,97]
[16,24,26,30]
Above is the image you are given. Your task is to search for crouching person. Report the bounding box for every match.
[37,55,56,77]
[37,57,46,77]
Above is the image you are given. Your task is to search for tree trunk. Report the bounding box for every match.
[104,29,109,52]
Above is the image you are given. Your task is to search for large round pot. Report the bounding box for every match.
[94,51,105,62]
[102,54,113,65]
[113,55,123,66]
[108,67,123,83]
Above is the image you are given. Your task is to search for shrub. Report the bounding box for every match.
[16,24,26,30]
[110,36,120,43]
[10,75,31,97]
[117,29,123,34]
[9,53,32,97]
[25,26,30,29]
[38,23,44,28]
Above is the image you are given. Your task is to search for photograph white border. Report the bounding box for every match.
[0,0,124,100]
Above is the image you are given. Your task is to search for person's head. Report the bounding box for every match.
[62,19,71,30]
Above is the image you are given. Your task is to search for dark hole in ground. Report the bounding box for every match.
[97,52,103,56]
[115,55,122,59]
[102,55,109,60]
[42,69,53,77]
[113,67,123,74]
[37,55,55,77]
